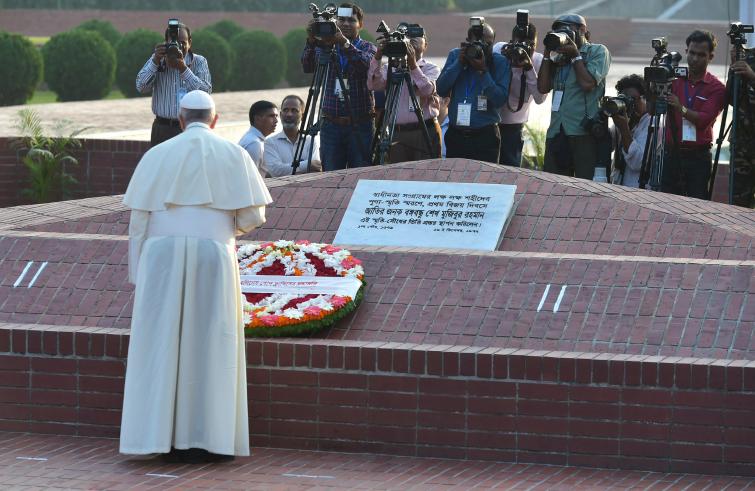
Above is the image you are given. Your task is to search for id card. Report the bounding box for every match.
[552,90,563,112]
[176,87,187,108]
[334,78,349,100]
[477,95,488,111]
[682,119,697,142]
[456,103,472,126]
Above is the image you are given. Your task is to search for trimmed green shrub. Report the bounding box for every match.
[0,32,43,106]
[281,28,309,88]
[359,30,376,44]
[43,30,115,101]
[229,30,285,90]
[75,18,121,47]
[191,29,232,92]
[204,19,244,41]
[115,29,162,98]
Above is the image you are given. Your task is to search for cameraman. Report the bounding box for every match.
[136,21,212,147]
[609,74,649,187]
[729,44,755,207]
[493,21,547,166]
[436,20,511,163]
[661,30,725,199]
[368,25,442,162]
[537,14,611,180]
[301,3,377,171]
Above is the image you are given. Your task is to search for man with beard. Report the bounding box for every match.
[264,95,322,177]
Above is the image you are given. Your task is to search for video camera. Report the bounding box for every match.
[644,37,687,84]
[166,18,182,58]
[308,3,354,41]
[728,22,754,46]
[376,20,424,58]
[543,22,576,52]
[463,16,488,61]
[502,9,534,66]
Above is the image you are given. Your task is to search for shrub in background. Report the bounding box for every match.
[0,32,43,106]
[115,28,162,98]
[75,18,121,47]
[229,30,285,90]
[191,29,232,92]
[204,19,244,41]
[43,30,115,101]
[281,28,310,88]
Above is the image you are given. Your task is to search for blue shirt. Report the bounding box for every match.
[436,48,511,129]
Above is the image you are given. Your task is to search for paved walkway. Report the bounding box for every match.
[1,432,754,490]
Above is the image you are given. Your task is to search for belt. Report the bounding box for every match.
[323,113,373,126]
[678,144,712,152]
[395,119,438,132]
[155,116,181,127]
[449,124,496,137]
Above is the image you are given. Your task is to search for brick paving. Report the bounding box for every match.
[1,432,754,490]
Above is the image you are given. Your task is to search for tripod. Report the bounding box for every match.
[639,86,672,191]
[292,45,363,175]
[371,58,434,165]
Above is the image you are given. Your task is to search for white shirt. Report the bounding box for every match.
[238,126,269,177]
[492,43,547,124]
[263,129,320,177]
[612,113,651,188]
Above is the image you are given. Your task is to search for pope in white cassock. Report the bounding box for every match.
[120,90,272,463]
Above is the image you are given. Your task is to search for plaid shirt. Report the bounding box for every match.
[301,38,376,118]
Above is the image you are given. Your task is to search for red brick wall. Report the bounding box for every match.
[1,325,754,476]
[0,138,147,208]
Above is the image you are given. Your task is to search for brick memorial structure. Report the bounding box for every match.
[0,158,753,476]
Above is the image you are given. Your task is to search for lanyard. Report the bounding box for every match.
[683,80,703,109]
[464,70,478,103]
[556,64,571,90]
[337,38,361,73]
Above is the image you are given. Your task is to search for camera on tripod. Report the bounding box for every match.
[644,37,687,84]
[166,18,182,58]
[502,10,534,66]
[543,23,576,51]
[728,22,754,45]
[376,20,424,59]
[462,16,488,61]
[308,3,352,41]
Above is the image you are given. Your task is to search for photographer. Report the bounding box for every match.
[436,19,511,163]
[537,14,611,180]
[136,20,212,147]
[729,44,755,207]
[661,30,725,199]
[493,20,547,166]
[368,25,442,162]
[301,3,377,171]
[609,74,650,187]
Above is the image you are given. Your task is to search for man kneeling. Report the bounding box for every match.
[120,90,272,463]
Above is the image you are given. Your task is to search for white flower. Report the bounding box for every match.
[282,308,304,319]
[274,240,294,248]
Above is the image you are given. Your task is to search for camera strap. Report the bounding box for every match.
[506,72,528,113]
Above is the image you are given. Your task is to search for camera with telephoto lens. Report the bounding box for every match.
[543,24,576,52]
[165,18,182,58]
[599,93,635,117]
[502,9,534,66]
[308,3,340,40]
[644,37,687,84]
[462,16,487,61]
[376,20,424,58]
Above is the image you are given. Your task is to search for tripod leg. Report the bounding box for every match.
[404,72,436,159]
[293,56,329,174]
[728,76,740,205]
[373,72,403,165]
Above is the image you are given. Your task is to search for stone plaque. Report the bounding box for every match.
[334,180,516,251]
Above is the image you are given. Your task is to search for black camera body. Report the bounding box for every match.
[309,2,339,40]
[376,20,424,59]
[581,113,609,139]
[728,22,754,45]
[600,93,635,117]
[166,18,182,58]
[644,38,686,84]
[543,27,576,52]
[463,16,487,61]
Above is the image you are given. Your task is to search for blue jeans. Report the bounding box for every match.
[320,119,374,171]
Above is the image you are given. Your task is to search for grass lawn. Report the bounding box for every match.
[27,89,125,105]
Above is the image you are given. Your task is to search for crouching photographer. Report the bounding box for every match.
[606,75,650,187]
[436,17,511,163]
[493,10,547,166]
[537,13,611,180]
[136,19,212,146]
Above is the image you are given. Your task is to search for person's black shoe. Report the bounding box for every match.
[160,447,182,463]
[205,452,235,463]
[177,448,210,464]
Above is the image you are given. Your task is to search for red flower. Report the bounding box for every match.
[303,306,323,316]
[323,245,342,254]
[340,257,361,269]
[295,240,311,245]
[330,296,348,308]
[260,315,281,326]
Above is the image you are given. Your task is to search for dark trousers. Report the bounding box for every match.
[445,124,500,164]
[320,119,374,171]
[543,133,598,180]
[498,123,524,167]
[661,147,712,200]
[388,120,442,164]
[150,118,182,147]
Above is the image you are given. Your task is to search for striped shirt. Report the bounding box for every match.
[136,52,212,119]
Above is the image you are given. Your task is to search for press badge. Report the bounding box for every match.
[552,90,564,112]
[334,78,349,100]
[457,103,472,126]
[477,95,488,111]
[682,119,697,142]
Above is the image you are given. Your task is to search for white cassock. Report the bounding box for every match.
[119,121,272,456]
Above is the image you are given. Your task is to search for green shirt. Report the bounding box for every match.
[546,42,611,139]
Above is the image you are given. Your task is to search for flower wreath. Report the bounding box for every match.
[237,240,365,337]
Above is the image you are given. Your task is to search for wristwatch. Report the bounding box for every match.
[571,55,583,64]
[681,106,688,117]
[343,40,351,50]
